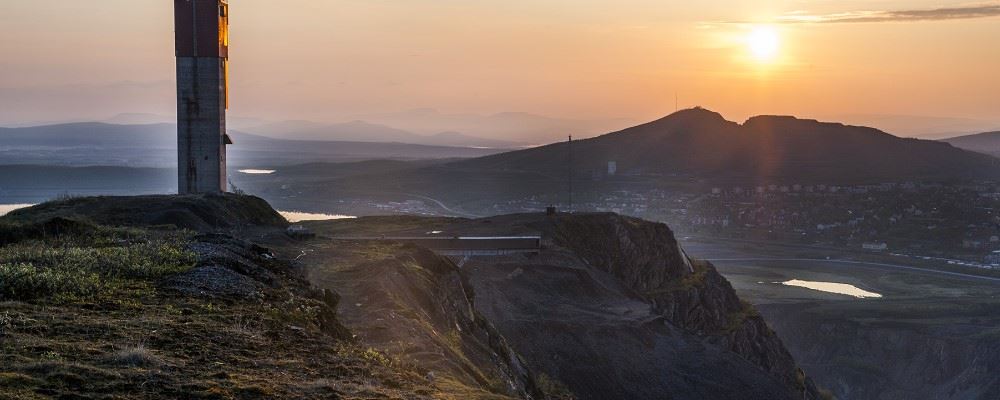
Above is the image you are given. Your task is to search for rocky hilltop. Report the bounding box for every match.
[544,215,814,397]
[304,213,828,400]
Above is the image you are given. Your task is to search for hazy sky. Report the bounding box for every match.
[1,1,998,135]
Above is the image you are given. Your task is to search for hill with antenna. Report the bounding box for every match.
[448,107,1000,184]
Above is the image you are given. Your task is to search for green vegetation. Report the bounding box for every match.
[725,299,763,334]
[0,222,195,303]
[643,258,709,297]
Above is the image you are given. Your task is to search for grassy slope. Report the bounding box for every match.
[0,219,454,399]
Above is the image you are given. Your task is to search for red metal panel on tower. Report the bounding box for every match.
[174,0,227,58]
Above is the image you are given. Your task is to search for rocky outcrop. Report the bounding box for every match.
[535,213,821,399]
[164,233,351,339]
[545,214,691,290]
[646,262,818,398]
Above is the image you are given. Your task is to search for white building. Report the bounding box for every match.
[862,242,888,251]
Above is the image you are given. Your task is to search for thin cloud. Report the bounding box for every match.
[727,2,1000,24]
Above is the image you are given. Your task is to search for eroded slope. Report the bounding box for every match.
[304,213,825,400]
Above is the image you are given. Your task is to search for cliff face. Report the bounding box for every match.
[315,213,818,399]
[295,240,544,399]
[279,212,827,399]
[389,247,542,399]
[539,214,821,399]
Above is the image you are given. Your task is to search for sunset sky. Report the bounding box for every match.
[1,1,998,136]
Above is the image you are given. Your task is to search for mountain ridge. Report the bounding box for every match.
[941,131,1000,156]
[0,122,505,168]
[243,119,524,148]
[450,107,1000,184]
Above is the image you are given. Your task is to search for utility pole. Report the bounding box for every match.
[568,135,573,213]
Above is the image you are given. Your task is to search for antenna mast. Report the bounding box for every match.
[568,135,573,213]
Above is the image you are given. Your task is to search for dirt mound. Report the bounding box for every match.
[2,193,287,232]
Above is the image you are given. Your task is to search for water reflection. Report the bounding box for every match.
[238,169,276,174]
[2,204,352,224]
[781,279,882,299]
[280,211,356,223]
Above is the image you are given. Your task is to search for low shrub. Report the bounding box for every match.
[110,343,159,367]
[0,263,103,301]
[0,226,196,302]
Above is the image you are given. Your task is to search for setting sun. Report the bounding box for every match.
[747,25,780,62]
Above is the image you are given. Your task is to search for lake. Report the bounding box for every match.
[2,204,355,225]
[781,279,883,299]
[279,211,357,223]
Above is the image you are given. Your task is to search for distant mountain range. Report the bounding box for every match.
[446,108,1000,184]
[354,108,636,144]
[102,113,267,130]
[190,108,634,147]
[229,108,1000,215]
[5,110,999,204]
[828,114,1000,139]
[242,120,524,148]
[72,109,637,148]
[940,131,1000,156]
[0,122,504,168]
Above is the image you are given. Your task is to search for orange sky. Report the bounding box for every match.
[0,0,998,136]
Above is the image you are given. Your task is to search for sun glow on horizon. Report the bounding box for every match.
[746,25,781,62]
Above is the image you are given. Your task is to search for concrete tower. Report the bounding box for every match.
[174,0,231,194]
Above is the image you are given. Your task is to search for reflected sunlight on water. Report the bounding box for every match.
[2,204,356,225]
[238,169,276,174]
[280,211,356,223]
[781,280,882,299]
